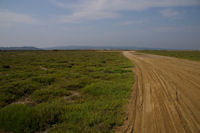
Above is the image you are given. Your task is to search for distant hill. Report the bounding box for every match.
[0,47,41,50]
[45,45,158,50]
[1,46,190,51]
[46,45,197,50]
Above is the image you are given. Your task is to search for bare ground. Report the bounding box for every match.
[117,51,200,133]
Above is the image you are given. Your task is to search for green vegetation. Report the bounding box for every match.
[138,50,200,61]
[0,50,134,133]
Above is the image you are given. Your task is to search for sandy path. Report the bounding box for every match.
[118,51,200,133]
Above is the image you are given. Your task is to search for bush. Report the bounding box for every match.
[31,88,71,103]
[82,82,112,96]
[0,104,38,133]
[32,76,55,85]
[0,51,134,133]
[34,103,65,130]
[66,78,91,90]
[2,65,10,69]
[0,80,40,107]
[0,103,65,133]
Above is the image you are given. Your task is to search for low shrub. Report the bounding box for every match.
[0,51,134,133]
[34,102,65,130]
[138,50,200,61]
[0,103,65,133]
[66,78,91,90]
[0,80,40,107]
[82,82,113,96]
[32,76,55,85]
[0,104,38,133]
[31,88,71,103]
[2,65,10,69]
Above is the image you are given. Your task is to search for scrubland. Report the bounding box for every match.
[138,50,200,61]
[0,50,134,133]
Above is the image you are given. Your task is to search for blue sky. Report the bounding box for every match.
[0,0,200,49]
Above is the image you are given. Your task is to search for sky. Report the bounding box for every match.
[0,0,200,49]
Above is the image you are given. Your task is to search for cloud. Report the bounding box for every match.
[55,0,119,23]
[160,9,179,18]
[52,0,200,23]
[50,0,74,9]
[119,20,146,26]
[57,11,118,23]
[0,11,39,25]
[53,0,200,11]
[154,26,180,32]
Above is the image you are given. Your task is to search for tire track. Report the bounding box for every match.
[117,51,200,133]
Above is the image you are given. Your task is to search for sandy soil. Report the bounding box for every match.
[117,51,200,133]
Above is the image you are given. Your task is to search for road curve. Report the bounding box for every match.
[118,51,200,133]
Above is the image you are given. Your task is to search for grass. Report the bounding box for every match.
[138,50,200,61]
[0,50,134,133]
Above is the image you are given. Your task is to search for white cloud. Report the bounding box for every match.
[50,0,74,9]
[119,20,146,26]
[57,11,118,23]
[53,0,200,11]
[52,0,200,23]
[160,9,179,18]
[55,0,119,23]
[0,11,39,25]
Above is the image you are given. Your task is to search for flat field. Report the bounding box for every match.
[138,50,200,61]
[0,50,134,133]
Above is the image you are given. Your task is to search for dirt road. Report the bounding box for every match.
[118,51,200,133]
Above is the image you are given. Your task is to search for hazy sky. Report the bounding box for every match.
[0,0,200,49]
